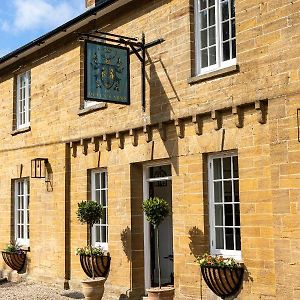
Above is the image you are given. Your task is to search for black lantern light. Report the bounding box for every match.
[31,158,48,179]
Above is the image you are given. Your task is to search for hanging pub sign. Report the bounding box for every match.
[84,40,130,104]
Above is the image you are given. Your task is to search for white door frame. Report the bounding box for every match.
[143,163,172,291]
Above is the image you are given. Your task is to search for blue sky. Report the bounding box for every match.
[0,0,85,58]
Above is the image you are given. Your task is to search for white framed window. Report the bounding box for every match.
[16,71,31,129]
[14,179,30,247]
[194,0,236,75]
[91,169,108,250]
[208,153,241,260]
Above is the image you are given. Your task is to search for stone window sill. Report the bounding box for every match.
[11,126,31,136]
[188,64,239,84]
[78,102,107,116]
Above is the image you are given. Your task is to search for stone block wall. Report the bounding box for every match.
[0,0,299,299]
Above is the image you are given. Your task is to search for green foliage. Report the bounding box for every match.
[142,197,170,227]
[76,200,103,226]
[3,241,24,254]
[75,246,105,256]
[196,253,241,269]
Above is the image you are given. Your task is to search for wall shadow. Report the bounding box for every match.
[188,226,205,259]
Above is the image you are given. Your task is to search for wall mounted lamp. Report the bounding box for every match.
[31,158,49,179]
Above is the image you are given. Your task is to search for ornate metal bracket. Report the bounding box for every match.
[79,30,164,112]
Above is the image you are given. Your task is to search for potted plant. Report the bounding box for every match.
[196,253,244,299]
[142,197,175,300]
[75,246,111,278]
[1,241,26,272]
[76,200,107,300]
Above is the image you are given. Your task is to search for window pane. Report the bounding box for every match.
[20,196,24,209]
[200,11,207,29]
[225,228,234,250]
[232,39,236,59]
[200,0,207,10]
[221,0,229,21]
[225,204,233,226]
[222,21,230,41]
[95,226,100,242]
[95,173,100,189]
[224,181,232,202]
[235,204,240,226]
[215,205,223,226]
[233,156,238,177]
[208,26,216,46]
[234,180,239,202]
[235,228,241,250]
[101,226,107,243]
[231,0,235,18]
[201,30,207,48]
[101,172,106,189]
[223,41,230,61]
[201,49,208,68]
[95,190,100,202]
[223,157,231,179]
[209,46,216,65]
[102,208,107,224]
[213,158,222,179]
[21,226,24,238]
[208,7,215,26]
[208,0,215,7]
[216,228,224,249]
[101,190,107,206]
[231,19,236,38]
[149,165,171,178]
[214,181,222,202]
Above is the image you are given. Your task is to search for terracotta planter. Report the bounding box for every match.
[146,287,175,300]
[80,254,111,278]
[82,277,105,300]
[201,265,244,299]
[1,251,26,272]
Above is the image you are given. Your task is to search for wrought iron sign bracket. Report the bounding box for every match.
[79,30,164,112]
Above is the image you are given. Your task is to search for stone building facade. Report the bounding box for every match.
[0,0,299,299]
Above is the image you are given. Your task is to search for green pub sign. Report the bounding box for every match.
[84,40,130,104]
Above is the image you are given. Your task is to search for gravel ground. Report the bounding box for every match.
[0,281,84,300]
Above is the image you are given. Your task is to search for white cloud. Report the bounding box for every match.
[2,0,84,33]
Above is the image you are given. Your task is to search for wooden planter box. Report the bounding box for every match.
[80,254,111,278]
[201,265,244,299]
[1,251,26,272]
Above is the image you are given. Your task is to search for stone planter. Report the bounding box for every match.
[80,254,111,278]
[201,265,244,299]
[146,287,175,300]
[82,277,105,300]
[1,251,26,272]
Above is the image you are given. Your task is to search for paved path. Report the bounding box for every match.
[0,281,84,300]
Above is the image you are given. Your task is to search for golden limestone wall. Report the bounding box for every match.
[0,0,299,299]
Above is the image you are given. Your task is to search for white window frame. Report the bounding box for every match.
[14,179,30,247]
[84,99,100,108]
[16,71,31,129]
[91,169,108,251]
[208,152,241,260]
[194,0,236,75]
